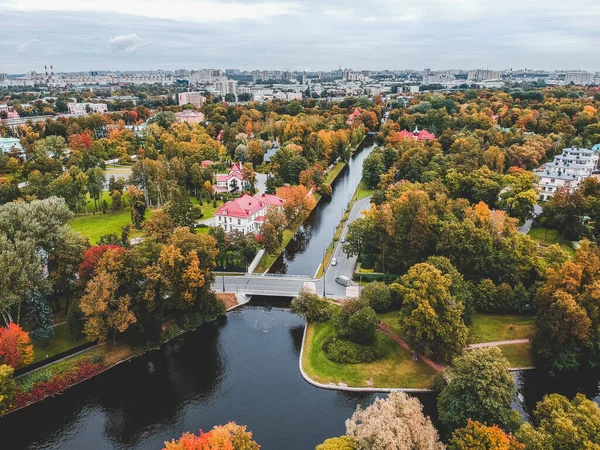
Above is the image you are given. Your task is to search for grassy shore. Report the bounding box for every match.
[302,320,437,389]
[32,323,88,364]
[528,226,575,256]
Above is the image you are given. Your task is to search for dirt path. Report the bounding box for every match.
[378,323,447,372]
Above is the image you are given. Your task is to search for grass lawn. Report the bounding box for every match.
[191,197,224,220]
[69,209,151,245]
[528,226,575,256]
[303,320,436,389]
[32,323,88,363]
[254,229,295,273]
[356,181,375,200]
[497,343,533,368]
[324,162,347,186]
[469,313,535,344]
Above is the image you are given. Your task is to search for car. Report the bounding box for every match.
[330,258,337,266]
[340,237,346,243]
[335,275,351,286]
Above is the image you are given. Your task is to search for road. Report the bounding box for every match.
[321,195,373,298]
[518,204,542,234]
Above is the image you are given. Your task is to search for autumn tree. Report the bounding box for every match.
[291,289,333,322]
[316,437,356,450]
[398,263,468,362]
[276,184,316,223]
[163,422,260,450]
[128,185,147,228]
[517,393,600,450]
[0,323,34,369]
[437,347,520,432]
[0,364,16,416]
[448,420,525,450]
[260,207,287,255]
[345,392,444,450]
[143,210,175,242]
[359,281,391,313]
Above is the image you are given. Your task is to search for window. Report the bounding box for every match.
[238,219,241,225]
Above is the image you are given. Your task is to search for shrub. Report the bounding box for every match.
[0,364,16,415]
[316,436,356,450]
[291,289,333,322]
[333,299,378,345]
[360,281,391,312]
[323,336,386,364]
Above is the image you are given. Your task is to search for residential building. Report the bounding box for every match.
[0,137,25,158]
[396,127,436,141]
[67,102,108,115]
[175,110,205,123]
[214,164,244,193]
[178,91,206,107]
[215,193,284,234]
[535,146,599,200]
[467,69,501,81]
[564,71,594,85]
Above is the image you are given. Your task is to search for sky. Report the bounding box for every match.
[1,0,600,73]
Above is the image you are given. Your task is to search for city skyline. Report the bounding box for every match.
[1,0,599,73]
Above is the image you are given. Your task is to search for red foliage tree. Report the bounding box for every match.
[164,422,260,450]
[78,245,123,284]
[0,323,34,369]
[69,133,93,151]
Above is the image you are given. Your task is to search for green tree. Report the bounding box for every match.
[164,188,202,228]
[360,281,391,312]
[398,263,468,362]
[316,436,356,450]
[437,347,520,432]
[362,150,386,189]
[333,298,378,345]
[285,100,304,116]
[128,185,147,229]
[516,393,600,450]
[261,207,287,255]
[291,289,333,322]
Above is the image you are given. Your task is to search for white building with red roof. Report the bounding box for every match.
[175,110,205,124]
[215,163,244,193]
[215,193,284,234]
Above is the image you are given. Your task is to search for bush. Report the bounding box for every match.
[181,312,211,331]
[352,272,400,284]
[323,336,386,364]
[67,302,85,341]
[291,289,333,322]
[316,436,356,450]
[360,281,391,312]
[0,364,16,415]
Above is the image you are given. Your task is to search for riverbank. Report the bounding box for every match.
[254,139,368,274]
[4,293,238,417]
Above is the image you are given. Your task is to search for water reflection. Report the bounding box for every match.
[270,138,376,276]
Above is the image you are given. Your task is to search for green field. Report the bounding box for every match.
[469,313,535,344]
[528,226,575,256]
[32,323,88,363]
[302,320,437,389]
[356,180,375,200]
[324,162,347,186]
[497,343,533,368]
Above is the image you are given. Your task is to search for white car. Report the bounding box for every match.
[330,258,337,266]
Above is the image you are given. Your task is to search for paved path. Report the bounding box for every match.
[467,339,529,349]
[517,204,542,234]
[378,323,447,372]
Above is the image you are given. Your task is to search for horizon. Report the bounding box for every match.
[1,0,599,73]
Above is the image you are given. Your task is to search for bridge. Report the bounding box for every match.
[211,273,358,300]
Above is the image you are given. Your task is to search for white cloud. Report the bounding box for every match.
[16,38,40,54]
[108,34,144,53]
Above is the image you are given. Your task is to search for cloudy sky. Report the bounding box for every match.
[1,0,599,73]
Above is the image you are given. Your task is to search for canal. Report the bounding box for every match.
[1,301,599,449]
[269,137,376,276]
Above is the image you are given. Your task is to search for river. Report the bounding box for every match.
[269,137,376,276]
[2,302,599,450]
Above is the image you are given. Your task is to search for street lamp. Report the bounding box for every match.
[322,246,327,297]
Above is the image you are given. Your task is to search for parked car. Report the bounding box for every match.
[331,258,337,266]
[340,237,346,243]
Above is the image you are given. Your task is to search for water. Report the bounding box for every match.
[269,138,376,276]
[1,302,599,450]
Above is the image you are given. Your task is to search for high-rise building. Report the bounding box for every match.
[467,69,501,81]
[565,71,594,85]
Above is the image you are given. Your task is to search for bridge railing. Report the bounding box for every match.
[244,273,310,280]
[238,289,301,297]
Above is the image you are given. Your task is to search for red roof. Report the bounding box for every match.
[216,193,284,219]
[201,160,214,168]
[396,128,436,141]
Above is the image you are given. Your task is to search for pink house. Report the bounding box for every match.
[214,163,244,193]
[347,107,361,125]
[215,193,284,234]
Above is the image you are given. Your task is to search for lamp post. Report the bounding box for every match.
[322,246,327,297]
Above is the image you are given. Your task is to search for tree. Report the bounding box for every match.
[540,189,587,240]
[0,364,16,416]
[333,298,378,345]
[143,210,175,242]
[448,420,525,450]
[437,347,520,432]
[291,289,333,322]
[163,422,260,450]
[362,151,386,189]
[276,185,316,223]
[360,281,391,313]
[25,290,54,342]
[242,162,257,193]
[285,100,304,116]
[164,188,202,228]
[86,166,105,213]
[345,392,444,450]
[0,323,34,369]
[247,140,264,166]
[316,436,356,450]
[517,393,600,450]
[398,263,468,362]
[128,185,147,228]
[260,207,287,255]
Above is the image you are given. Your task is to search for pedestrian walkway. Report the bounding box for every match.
[467,339,529,349]
[378,323,446,372]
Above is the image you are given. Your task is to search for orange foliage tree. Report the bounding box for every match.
[276,185,316,224]
[163,422,260,450]
[448,420,525,450]
[0,323,34,369]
